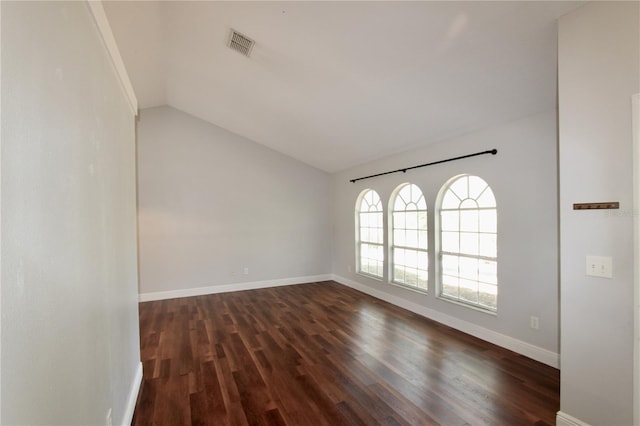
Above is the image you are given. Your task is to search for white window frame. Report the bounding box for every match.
[389,183,428,293]
[356,189,384,279]
[436,175,497,313]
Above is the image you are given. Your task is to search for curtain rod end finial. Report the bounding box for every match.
[491,149,498,155]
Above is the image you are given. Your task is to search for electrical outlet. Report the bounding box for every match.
[586,256,613,278]
[243,267,249,275]
[530,316,539,330]
[106,408,112,426]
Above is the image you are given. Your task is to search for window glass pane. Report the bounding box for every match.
[460,210,479,232]
[374,244,384,260]
[394,211,405,228]
[406,211,418,229]
[417,270,428,288]
[418,251,428,270]
[399,185,412,202]
[479,260,497,285]
[406,230,418,248]
[405,268,418,286]
[479,234,497,258]
[360,212,369,227]
[459,279,479,304]
[442,231,459,253]
[365,191,373,205]
[460,233,479,256]
[371,191,381,207]
[395,248,405,265]
[460,199,478,209]
[479,209,497,233]
[442,255,459,276]
[442,278,459,298]
[416,196,427,210]
[366,228,374,244]
[468,176,488,199]
[477,188,496,208]
[478,283,497,309]
[361,258,370,274]
[450,176,468,200]
[370,244,378,259]
[361,228,370,243]
[376,212,383,228]
[441,191,460,209]
[440,210,458,231]
[375,261,383,278]
[418,230,428,250]
[394,265,405,283]
[418,211,428,229]
[371,212,379,225]
[405,249,418,268]
[459,257,478,281]
[394,229,405,246]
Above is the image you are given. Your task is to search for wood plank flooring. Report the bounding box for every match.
[132,281,559,425]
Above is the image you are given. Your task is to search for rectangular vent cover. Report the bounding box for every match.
[228,29,255,57]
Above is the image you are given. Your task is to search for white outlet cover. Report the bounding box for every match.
[586,255,613,278]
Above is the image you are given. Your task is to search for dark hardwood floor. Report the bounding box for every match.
[132,281,559,425]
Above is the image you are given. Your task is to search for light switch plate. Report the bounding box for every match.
[586,255,613,278]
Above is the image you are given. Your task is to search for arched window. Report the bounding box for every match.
[390,183,428,291]
[438,175,497,311]
[356,189,384,278]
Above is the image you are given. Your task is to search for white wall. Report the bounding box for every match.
[1,2,141,425]
[558,2,639,425]
[331,110,559,365]
[137,106,331,299]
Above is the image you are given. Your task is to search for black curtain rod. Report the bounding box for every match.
[349,149,498,183]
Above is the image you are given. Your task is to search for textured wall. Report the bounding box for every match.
[137,106,332,297]
[558,2,640,424]
[1,2,140,424]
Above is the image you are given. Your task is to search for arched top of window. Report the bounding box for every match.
[357,189,382,213]
[441,175,495,210]
[392,183,427,212]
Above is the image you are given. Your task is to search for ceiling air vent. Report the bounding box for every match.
[227,29,255,57]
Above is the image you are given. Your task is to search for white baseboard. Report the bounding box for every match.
[332,274,560,368]
[139,274,333,302]
[556,411,591,426]
[121,361,143,426]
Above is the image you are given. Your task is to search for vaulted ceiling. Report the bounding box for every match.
[104,1,582,172]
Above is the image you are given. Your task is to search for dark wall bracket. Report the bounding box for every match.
[573,202,620,210]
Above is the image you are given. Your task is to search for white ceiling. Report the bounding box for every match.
[104,1,582,173]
